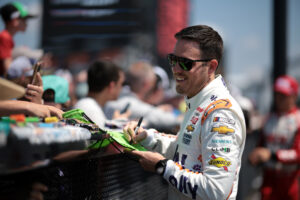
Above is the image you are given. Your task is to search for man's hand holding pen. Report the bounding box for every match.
[123,117,147,144]
[123,117,167,173]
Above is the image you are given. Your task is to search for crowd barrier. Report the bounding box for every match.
[0,116,168,199]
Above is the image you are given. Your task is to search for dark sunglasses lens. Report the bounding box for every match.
[167,54,192,71]
[167,55,176,66]
[179,61,192,71]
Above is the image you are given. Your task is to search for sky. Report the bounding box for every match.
[189,0,300,112]
[1,0,299,112]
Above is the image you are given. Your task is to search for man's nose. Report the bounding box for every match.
[172,63,183,73]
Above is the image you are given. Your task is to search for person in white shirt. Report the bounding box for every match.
[105,61,181,133]
[74,60,125,129]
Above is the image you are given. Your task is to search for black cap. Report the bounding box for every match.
[0,2,36,22]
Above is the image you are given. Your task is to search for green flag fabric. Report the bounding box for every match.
[89,130,146,151]
[63,108,146,151]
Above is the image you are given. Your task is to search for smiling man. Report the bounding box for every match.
[124,25,246,200]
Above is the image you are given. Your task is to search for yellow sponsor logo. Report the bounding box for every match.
[208,154,231,171]
[186,125,194,132]
[211,126,234,134]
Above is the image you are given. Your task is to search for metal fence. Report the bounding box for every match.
[0,154,168,200]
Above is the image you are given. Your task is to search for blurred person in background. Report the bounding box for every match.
[144,66,185,126]
[249,75,300,200]
[232,89,264,200]
[0,2,36,77]
[144,66,170,106]
[123,25,246,200]
[4,46,45,105]
[105,61,181,133]
[73,60,127,129]
[7,46,43,80]
[55,66,77,108]
[42,74,71,110]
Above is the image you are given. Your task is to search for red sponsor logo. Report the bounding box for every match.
[191,116,199,124]
[197,107,204,112]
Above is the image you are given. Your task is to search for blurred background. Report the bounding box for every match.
[0,0,299,114]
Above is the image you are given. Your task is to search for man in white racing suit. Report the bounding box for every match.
[124,25,246,200]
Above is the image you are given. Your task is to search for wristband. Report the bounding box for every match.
[155,159,169,176]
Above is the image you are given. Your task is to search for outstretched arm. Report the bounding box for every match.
[0,100,63,119]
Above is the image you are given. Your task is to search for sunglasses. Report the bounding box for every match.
[167,53,212,71]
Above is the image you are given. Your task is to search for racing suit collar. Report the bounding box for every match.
[185,75,228,110]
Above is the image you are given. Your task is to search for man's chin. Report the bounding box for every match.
[175,86,185,95]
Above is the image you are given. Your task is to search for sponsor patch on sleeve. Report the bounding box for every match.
[213,117,235,125]
[211,125,235,135]
[208,154,231,171]
[211,147,231,153]
[208,135,233,147]
[201,99,232,125]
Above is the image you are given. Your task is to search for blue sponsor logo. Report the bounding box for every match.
[211,139,232,144]
[182,133,192,145]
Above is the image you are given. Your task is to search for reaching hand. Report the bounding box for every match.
[25,102,64,119]
[112,109,131,120]
[25,72,44,104]
[0,100,64,119]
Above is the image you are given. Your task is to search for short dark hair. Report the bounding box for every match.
[175,25,223,62]
[43,89,55,102]
[88,60,122,92]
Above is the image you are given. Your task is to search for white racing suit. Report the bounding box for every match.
[141,75,246,200]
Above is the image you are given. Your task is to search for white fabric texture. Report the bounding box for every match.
[73,97,106,129]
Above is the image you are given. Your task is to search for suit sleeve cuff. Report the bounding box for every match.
[140,128,157,149]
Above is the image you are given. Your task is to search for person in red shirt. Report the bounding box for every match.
[0,2,36,77]
[249,75,300,200]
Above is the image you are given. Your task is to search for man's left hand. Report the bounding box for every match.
[126,150,166,172]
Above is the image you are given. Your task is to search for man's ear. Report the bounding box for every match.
[108,81,116,92]
[208,59,218,74]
